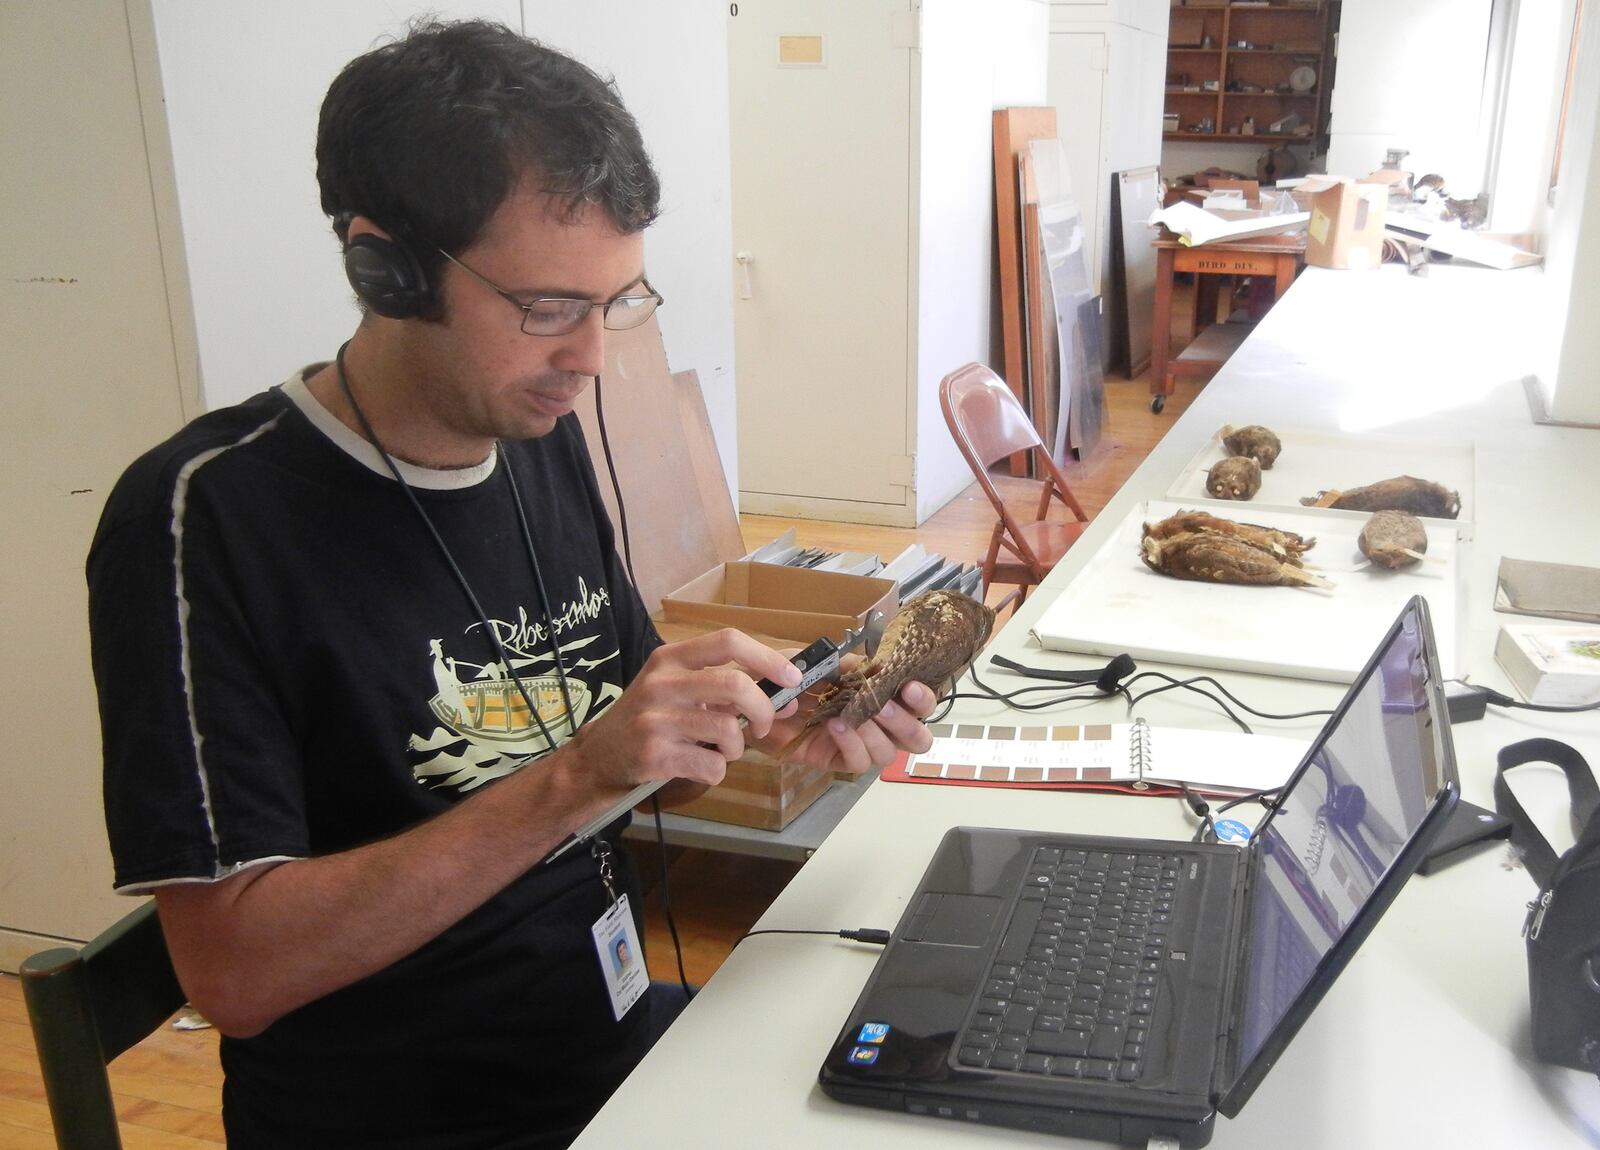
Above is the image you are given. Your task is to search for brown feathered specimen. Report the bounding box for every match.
[789,590,995,750]
[1143,510,1314,560]
[1219,424,1282,469]
[1206,456,1262,500]
[1301,476,1460,519]
[1140,510,1329,588]
[1358,510,1428,569]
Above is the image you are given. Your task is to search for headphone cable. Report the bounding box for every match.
[591,374,639,588]
[592,369,694,999]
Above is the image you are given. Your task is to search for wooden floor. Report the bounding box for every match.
[0,369,1206,1148]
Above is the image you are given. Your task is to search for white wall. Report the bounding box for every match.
[150,0,739,492]
[993,0,1054,107]
[150,2,510,404]
[914,0,1050,522]
[1326,0,1495,186]
[1488,0,1578,236]
[1540,0,1600,424]
[520,3,737,490]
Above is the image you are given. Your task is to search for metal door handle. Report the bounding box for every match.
[735,250,753,299]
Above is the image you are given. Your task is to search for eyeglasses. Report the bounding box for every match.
[437,249,663,336]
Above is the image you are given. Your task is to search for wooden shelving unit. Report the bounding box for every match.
[1164,2,1335,146]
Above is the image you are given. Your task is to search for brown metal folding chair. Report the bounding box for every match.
[939,363,1090,616]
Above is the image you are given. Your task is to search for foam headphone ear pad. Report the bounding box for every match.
[343,233,429,319]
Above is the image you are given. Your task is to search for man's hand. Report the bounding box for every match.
[756,668,937,775]
[561,628,804,792]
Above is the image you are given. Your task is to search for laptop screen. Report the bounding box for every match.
[1235,599,1448,1067]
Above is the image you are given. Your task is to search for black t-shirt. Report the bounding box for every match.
[88,372,663,1148]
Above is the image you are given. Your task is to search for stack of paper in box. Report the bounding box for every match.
[743,531,982,603]
[1494,624,1600,706]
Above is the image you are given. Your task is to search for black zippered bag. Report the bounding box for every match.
[1494,738,1600,1079]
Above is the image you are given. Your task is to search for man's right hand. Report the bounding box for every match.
[558,628,804,792]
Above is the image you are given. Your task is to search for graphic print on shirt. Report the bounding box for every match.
[408,577,622,793]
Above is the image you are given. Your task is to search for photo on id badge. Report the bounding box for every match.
[593,894,647,1021]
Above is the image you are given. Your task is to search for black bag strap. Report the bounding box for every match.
[1493,738,1599,887]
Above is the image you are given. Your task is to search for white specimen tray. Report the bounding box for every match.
[1030,499,1460,683]
[1165,426,1476,540]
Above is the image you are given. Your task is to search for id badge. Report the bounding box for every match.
[591,893,647,1022]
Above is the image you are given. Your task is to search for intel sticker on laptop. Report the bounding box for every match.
[848,1045,881,1065]
[857,1022,890,1044]
[1214,819,1252,844]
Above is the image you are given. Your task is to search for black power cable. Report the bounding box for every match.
[1466,680,1600,715]
[649,795,695,1001]
[1179,784,1218,844]
[738,927,891,946]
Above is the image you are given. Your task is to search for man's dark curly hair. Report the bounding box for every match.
[317,19,660,316]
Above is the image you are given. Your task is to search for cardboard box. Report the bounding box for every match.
[672,750,837,830]
[1306,180,1387,270]
[661,561,897,645]
[577,321,897,833]
[658,562,898,829]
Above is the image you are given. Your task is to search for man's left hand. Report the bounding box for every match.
[756,678,937,775]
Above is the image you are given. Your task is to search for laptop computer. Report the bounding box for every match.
[819,595,1459,1147]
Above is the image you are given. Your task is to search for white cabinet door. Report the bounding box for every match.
[0,0,189,959]
[728,0,915,520]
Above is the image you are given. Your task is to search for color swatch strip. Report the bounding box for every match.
[909,723,1126,784]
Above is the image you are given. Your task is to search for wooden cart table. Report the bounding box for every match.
[1149,229,1306,411]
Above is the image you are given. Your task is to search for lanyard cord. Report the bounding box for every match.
[333,340,573,751]
[498,440,578,735]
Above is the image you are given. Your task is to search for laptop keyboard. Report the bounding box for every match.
[955,846,1181,1083]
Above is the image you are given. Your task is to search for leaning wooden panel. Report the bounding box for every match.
[1019,154,1057,463]
[992,107,1057,475]
[573,318,741,618]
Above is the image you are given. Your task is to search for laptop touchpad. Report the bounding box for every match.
[900,893,1001,947]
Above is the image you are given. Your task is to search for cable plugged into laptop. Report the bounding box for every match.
[1444,678,1600,722]
[1444,680,1490,723]
[739,927,891,946]
[839,928,892,945]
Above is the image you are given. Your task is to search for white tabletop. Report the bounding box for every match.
[575,264,1600,1149]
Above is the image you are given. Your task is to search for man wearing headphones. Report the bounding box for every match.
[87,20,936,1149]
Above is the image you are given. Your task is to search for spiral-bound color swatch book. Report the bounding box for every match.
[882,716,1307,798]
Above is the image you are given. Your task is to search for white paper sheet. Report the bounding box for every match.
[1148,200,1310,246]
[1029,500,1460,682]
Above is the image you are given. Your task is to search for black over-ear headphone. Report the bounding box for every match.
[343,232,430,319]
